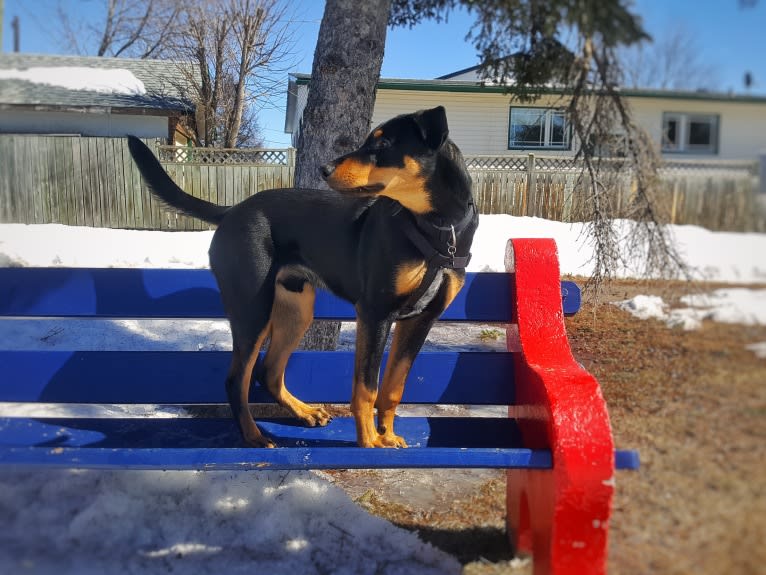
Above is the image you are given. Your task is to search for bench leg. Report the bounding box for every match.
[507,469,612,575]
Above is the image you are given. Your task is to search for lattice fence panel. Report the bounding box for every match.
[158,146,291,165]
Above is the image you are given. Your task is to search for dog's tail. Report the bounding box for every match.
[127,136,228,226]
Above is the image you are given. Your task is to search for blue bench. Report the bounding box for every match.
[0,238,637,574]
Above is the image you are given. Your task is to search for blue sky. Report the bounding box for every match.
[2,0,764,146]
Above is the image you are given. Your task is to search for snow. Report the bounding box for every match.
[746,342,766,358]
[615,288,766,330]
[0,469,458,575]
[0,67,146,95]
[0,214,764,574]
[3,216,766,283]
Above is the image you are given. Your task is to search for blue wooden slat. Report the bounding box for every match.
[615,450,641,470]
[0,446,638,471]
[0,268,581,320]
[0,414,638,470]
[0,446,553,470]
[0,416,523,449]
[0,350,515,405]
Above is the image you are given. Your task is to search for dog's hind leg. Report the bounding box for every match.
[226,324,275,448]
[260,269,332,427]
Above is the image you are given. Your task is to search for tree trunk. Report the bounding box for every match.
[294,0,391,349]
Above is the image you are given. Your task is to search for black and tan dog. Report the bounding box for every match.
[128,106,477,448]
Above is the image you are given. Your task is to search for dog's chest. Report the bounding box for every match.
[394,262,443,319]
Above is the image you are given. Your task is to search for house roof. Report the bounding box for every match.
[0,53,199,114]
[289,72,766,105]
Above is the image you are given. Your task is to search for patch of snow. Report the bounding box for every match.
[0,67,146,95]
[680,289,766,326]
[746,342,766,359]
[0,469,459,575]
[613,289,766,331]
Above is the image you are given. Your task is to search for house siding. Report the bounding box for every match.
[373,90,576,156]
[629,97,766,160]
[0,110,169,138]
[289,77,766,161]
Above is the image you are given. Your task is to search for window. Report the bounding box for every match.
[662,113,719,154]
[509,108,571,150]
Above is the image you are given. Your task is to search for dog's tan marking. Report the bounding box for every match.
[328,158,373,189]
[375,343,411,448]
[375,156,433,214]
[231,324,275,448]
[394,261,428,296]
[443,269,465,308]
[327,156,433,214]
[351,383,385,447]
[373,129,384,138]
[262,271,331,427]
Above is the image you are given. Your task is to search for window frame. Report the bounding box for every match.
[661,112,720,155]
[508,106,572,151]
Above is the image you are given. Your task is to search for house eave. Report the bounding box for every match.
[291,73,766,104]
[0,103,188,117]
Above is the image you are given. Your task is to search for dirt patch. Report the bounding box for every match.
[323,279,766,575]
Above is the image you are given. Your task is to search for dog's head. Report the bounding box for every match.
[321,106,449,214]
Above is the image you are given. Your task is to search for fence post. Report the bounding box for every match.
[527,153,536,216]
[759,151,766,195]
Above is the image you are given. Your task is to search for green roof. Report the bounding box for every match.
[291,73,766,104]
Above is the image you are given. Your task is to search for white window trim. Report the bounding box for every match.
[662,112,719,155]
[508,107,571,150]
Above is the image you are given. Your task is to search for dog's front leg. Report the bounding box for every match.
[375,313,436,448]
[352,307,392,447]
[377,271,465,446]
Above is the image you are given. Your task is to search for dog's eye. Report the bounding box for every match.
[373,138,391,151]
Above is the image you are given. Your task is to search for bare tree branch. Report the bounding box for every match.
[619,26,720,91]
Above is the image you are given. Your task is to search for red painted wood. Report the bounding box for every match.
[505,238,615,575]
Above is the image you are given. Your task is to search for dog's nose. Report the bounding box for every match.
[320,163,335,179]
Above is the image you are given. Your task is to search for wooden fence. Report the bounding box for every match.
[0,135,294,230]
[0,135,762,232]
[467,154,764,232]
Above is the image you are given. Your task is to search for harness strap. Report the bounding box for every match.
[392,201,475,317]
[393,203,475,270]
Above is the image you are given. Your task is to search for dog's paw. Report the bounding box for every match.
[296,405,332,427]
[243,432,277,449]
[378,433,408,448]
[358,434,408,448]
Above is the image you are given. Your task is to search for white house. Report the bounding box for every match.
[285,67,766,163]
[0,53,198,144]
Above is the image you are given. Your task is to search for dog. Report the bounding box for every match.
[127,106,477,448]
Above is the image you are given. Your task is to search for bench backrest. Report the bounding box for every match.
[0,268,580,407]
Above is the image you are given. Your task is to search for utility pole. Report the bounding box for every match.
[11,15,18,52]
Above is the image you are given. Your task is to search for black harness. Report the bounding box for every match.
[391,200,476,318]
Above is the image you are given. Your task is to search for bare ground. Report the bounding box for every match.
[322,279,766,575]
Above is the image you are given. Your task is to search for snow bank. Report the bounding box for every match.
[3,215,766,283]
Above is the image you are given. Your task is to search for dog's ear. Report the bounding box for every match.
[413,106,448,150]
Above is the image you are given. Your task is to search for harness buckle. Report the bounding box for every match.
[447,224,457,263]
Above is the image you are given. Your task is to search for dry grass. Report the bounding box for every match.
[573,281,766,575]
[326,279,766,575]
